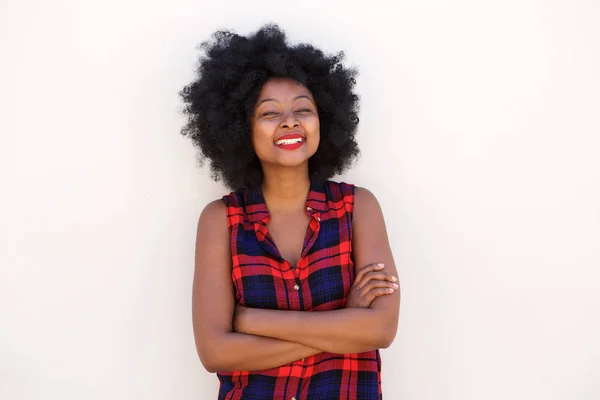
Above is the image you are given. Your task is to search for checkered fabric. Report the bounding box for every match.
[218,180,382,400]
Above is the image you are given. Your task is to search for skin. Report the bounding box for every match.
[192,78,401,373]
[251,78,321,266]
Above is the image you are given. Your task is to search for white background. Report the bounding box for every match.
[1,0,599,399]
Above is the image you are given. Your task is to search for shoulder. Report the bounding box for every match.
[353,186,384,223]
[354,186,379,208]
[197,199,228,231]
[199,189,247,231]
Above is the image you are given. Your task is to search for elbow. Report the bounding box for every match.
[361,328,395,352]
[202,362,218,374]
[198,348,220,373]
[204,364,220,374]
[378,329,396,349]
[375,320,398,349]
[195,330,240,373]
[197,338,227,373]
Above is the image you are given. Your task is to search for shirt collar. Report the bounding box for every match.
[244,180,327,223]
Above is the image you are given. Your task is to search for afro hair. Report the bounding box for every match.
[180,24,360,190]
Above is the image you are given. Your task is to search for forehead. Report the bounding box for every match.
[257,78,314,101]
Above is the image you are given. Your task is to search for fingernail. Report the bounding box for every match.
[391,276,398,282]
[392,283,399,289]
[388,288,394,292]
[376,263,385,268]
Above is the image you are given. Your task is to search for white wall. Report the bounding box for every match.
[1,0,599,399]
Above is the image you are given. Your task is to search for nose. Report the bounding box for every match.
[280,110,299,128]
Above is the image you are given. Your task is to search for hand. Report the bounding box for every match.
[345,263,398,308]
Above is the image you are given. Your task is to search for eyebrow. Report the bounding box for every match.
[256,95,315,106]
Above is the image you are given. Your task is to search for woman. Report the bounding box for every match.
[180,24,400,400]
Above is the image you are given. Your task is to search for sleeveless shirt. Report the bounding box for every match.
[219,180,382,400]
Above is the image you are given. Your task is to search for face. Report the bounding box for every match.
[251,77,320,169]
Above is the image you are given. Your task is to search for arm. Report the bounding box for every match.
[234,188,401,354]
[192,200,321,373]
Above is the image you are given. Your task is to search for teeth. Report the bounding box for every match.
[276,137,303,145]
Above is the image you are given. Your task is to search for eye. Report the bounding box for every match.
[296,108,312,113]
[262,111,279,116]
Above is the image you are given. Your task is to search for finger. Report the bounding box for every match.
[354,271,398,290]
[360,280,399,296]
[365,287,397,304]
[354,263,383,284]
[365,271,398,283]
[352,263,385,287]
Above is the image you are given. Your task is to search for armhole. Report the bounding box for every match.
[338,181,356,220]
[221,192,237,231]
[337,182,358,280]
[219,194,236,278]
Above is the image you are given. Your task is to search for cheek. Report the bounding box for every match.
[251,121,270,143]
[308,119,320,154]
[302,114,319,133]
[250,121,275,158]
[308,118,320,139]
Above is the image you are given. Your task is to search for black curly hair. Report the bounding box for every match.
[179,24,360,190]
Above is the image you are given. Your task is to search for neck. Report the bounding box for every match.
[261,164,311,213]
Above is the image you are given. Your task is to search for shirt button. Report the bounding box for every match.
[293,284,300,291]
[317,216,321,222]
[291,397,297,400]
[306,206,312,211]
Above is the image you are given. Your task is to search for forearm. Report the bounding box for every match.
[237,307,396,354]
[199,332,321,373]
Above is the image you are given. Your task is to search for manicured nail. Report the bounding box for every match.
[391,276,398,282]
[376,263,385,268]
[392,283,399,289]
[388,288,394,292]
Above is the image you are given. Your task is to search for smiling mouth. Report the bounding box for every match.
[275,137,304,145]
[274,133,305,150]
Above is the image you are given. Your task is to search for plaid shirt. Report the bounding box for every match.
[218,180,382,400]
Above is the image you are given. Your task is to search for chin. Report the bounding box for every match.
[276,159,309,168]
[271,153,313,168]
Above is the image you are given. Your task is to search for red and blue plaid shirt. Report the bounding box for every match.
[219,180,382,400]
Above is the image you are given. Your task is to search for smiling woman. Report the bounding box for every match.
[179,24,400,400]
[252,78,320,172]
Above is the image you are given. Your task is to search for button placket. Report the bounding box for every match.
[306,206,321,221]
